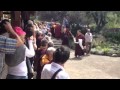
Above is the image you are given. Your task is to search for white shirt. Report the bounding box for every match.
[41,62,70,79]
[8,40,35,76]
[85,32,93,42]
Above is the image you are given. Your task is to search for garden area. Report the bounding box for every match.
[34,11,120,57]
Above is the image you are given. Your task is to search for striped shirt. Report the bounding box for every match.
[0,35,17,54]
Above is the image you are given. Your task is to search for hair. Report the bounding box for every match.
[53,46,70,64]
[87,28,90,32]
[26,23,34,28]
[0,19,10,34]
[25,24,34,38]
[46,47,56,55]
[48,42,54,47]
[41,39,48,47]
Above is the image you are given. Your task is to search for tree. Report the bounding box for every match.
[88,11,108,32]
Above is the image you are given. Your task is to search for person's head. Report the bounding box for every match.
[37,31,45,40]
[27,20,33,25]
[63,27,67,33]
[40,39,48,49]
[77,30,82,36]
[87,28,90,33]
[0,19,10,35]
[47,32,52,37]
[26,24,34,38]
[27,24,34,31]
[48,42,54,47]
[53,46,70,65]
[46,47,56,61]
[14,27,26,43]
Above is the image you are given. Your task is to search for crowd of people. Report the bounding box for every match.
[0,15,93,79]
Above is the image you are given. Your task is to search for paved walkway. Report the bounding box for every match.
[65,50,120,79]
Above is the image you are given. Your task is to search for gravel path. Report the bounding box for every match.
[1,50,120,79]
[65,50,120,79]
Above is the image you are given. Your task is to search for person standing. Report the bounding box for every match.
[0,19,23,79]
[62,15,70,31]
[74,30,86,59]
[85,29,93,55]
[6,27,35,79]
[61,27,70,47]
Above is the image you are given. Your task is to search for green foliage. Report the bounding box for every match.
[105,12,120,29]
[103,31,120,44]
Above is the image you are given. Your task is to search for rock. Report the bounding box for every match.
[96,51,104,55]
[105,52,112,56]
[91,48,97,54]
[111,54,118,57]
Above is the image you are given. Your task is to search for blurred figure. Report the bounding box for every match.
[40,47,56,66]
[61,27,70,47]
[55,23,62,39]
[75,30,86,59]
[85,28,93,55]
[62,15,70,32]
[41,46,70,79]
[6,27,35,79]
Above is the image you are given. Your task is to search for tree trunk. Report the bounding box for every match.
[11,11,21,27]
[0,11,3,20]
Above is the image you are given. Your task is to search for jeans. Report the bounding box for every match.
[6,74,28,79]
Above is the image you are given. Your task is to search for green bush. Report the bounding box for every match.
[103,30,120,44]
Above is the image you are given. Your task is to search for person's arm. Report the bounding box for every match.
[32,37,37,50]
[25,39,35,58]
[3,22,23,47]
[73,37,79,44]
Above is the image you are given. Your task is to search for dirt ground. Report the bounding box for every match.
[65,50,120,79]
[1,49,120,79]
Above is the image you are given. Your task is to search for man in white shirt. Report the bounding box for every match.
[41,46,70,79]
[85,29,93,55]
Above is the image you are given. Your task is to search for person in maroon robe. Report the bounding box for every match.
[50,22,56,38]
[75,30,86,58]
[55,23,62,39]
[61,27,70,47]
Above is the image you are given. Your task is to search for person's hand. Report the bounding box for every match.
[84,46,86,49]
[3,22,13,33]
[3,22,18,38]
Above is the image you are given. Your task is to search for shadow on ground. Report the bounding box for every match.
[69,57,82,60]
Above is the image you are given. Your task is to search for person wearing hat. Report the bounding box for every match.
[6,27,35,79]
[0,19,24,79]
[85,28,93,55]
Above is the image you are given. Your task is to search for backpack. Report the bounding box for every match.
[5,45,26,67]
